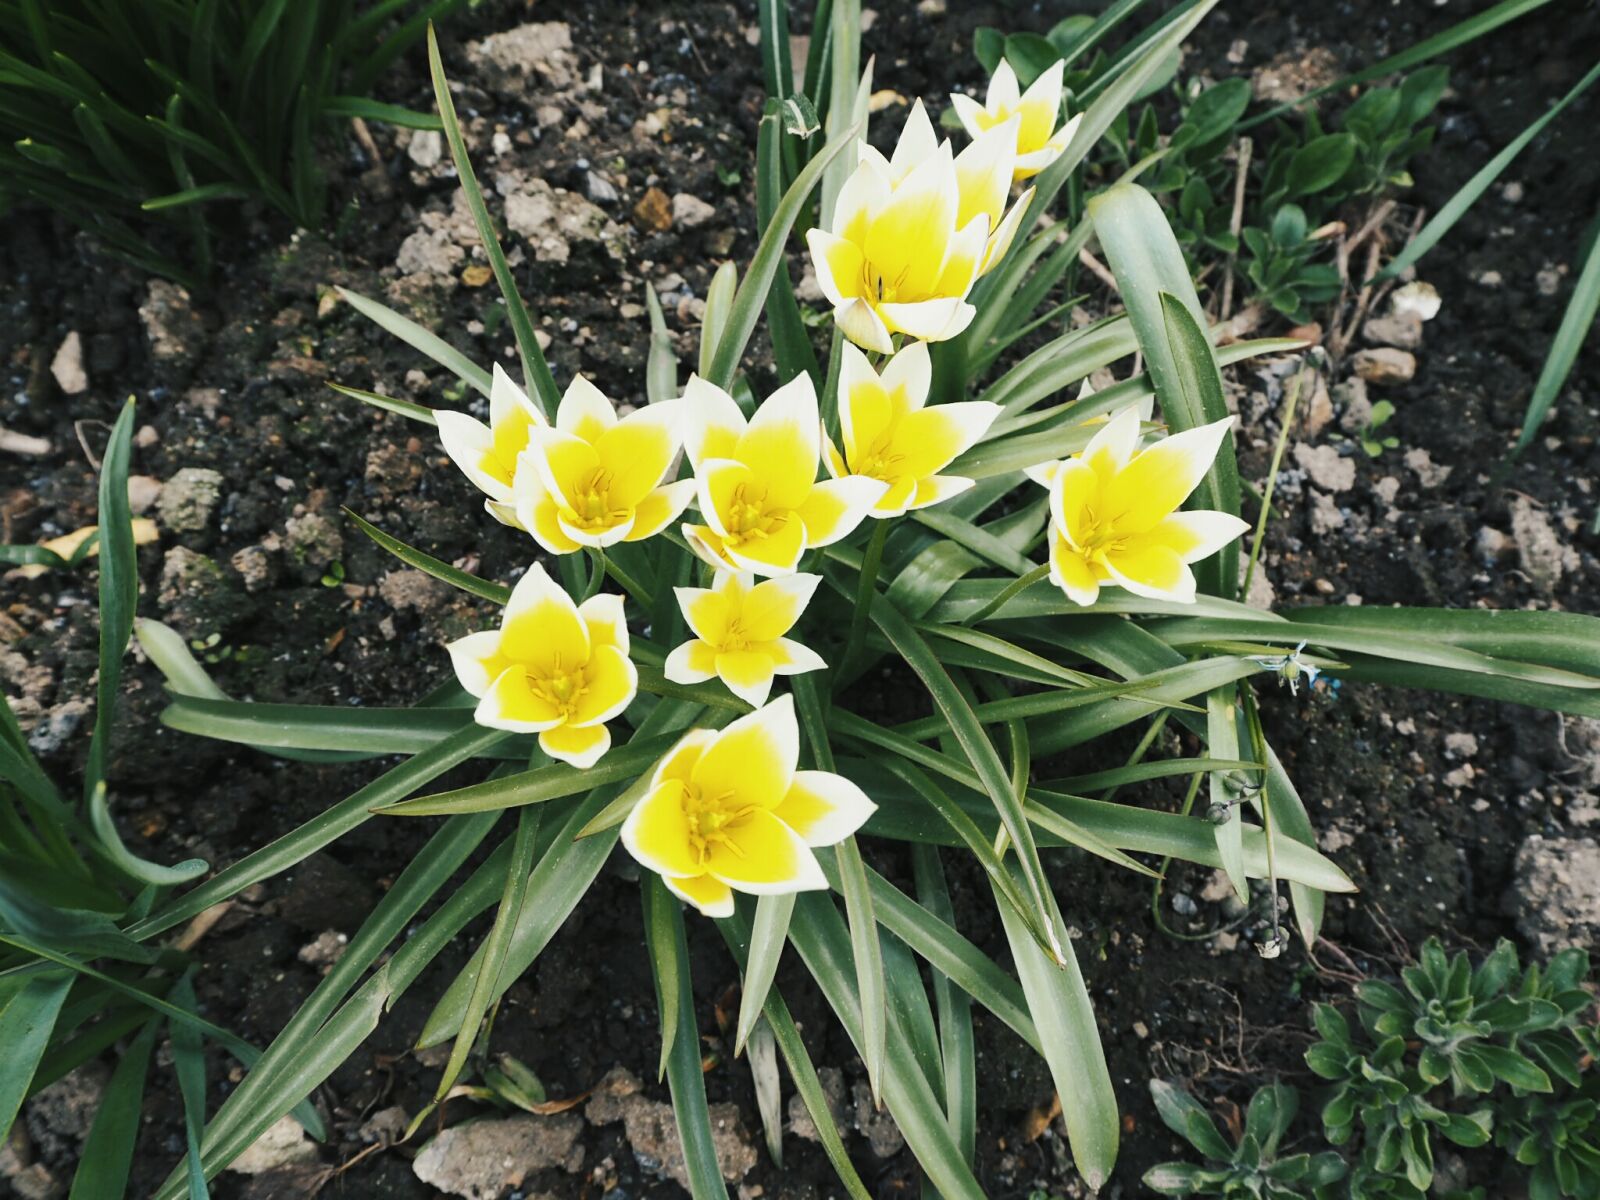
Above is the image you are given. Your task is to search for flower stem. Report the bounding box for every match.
[1241,367,1304,604]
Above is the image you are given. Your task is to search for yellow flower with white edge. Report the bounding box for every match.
[824,340,1000,516]
[951,60,1083,180]
[1034,406,1249,606]
[436,363,546,527]
[620,695,876,917]
[680,373,886,576]
[513,375,694,552]
[665,571,826,707]
[805,99,1031,354]
[446,563,636,768]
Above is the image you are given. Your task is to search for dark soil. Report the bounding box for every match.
[2,1,1598,1198]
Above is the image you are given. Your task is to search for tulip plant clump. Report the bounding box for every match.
[108,5,1600,1197]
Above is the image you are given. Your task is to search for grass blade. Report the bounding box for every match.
[84,397,137,798]
[345,509,509,604]
[0,971,73,1137]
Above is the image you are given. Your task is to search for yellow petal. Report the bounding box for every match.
[879,339,931,412]
[834,298,895,355]
[871,474,921,516]
[1049,531,1100,606]
[823,434,848,479]
[796,477,887,548]
[484,498,524,530]
[888,99,941,185]
[446,630,505,697]
[626,479,696,542]
[981,188,1032,275]
[707,808,826,893]
[949,91,991,140]
[894,401,1000,479]
[653,728,718,789]
[864,146,960,301]
[877,297,975,342]
[954,118,1017,229]
[829,156,890,247]
[528,427,601,507]
[935,215,989,298]
[1015,60,1065,155]
[839,342,894,468]
[677,584,734,644]
[1103,541,1194,602]
[767,637,827,676]
[663,872,735,917]
[1103,415,1235,534]
[1150,510,1251,563]
[690,695,799,812]
[723,514,805,576]
[475,664,565,732]
[682,523,741,572]
[1081,405,1142,480]
[696,457,754,540]
[664,638,719,684]
[1050,458,1102,551]
[773,770,876,846]
[489,363,543,435]
[556,506,634,549]
[740,573,819,641]
[514,474,584,555]
[578,592,629,654]
[1023,459,1063,489]
[714,649,778,707]
[499,563,589,671]
[735,375,821,511]
[539,721,611,769]
[907,474,976,510]
[806,228,866,306]
[569,643,637,726]
[681,375,746,469]
[986,59,1021,110]
[597,401,680,507]
[621,780,704,879]
[556,375,616,443]
[436,411,508,499]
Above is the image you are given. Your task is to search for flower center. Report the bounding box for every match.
[722,483,788,546]
[527,652,589,718]
[862,259,915,305]
[675,781,757,865]
[562,468,632,530]
[855,431,906,482]
[718,617,752,652]
[1071,504,1129,559]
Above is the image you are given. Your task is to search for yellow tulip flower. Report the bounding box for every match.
[1034,406,1249,606]
[951,60,1083,180]
[620,695,876,917]
[824,340,1000,516]
[513,376,694,553]
[664,571,826,707]
[680,374,886,576]
[446,563,636,768]
[436,363,546,527]
[805,100,1031,353]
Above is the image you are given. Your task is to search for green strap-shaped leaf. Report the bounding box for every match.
[644,877,730,1199]
[67,1018,159,1200]
[0,970,73,1138]
[336,286,492,397]
[85,397,137,798]
[426,23,558,415]
[994,863,1119,1189]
